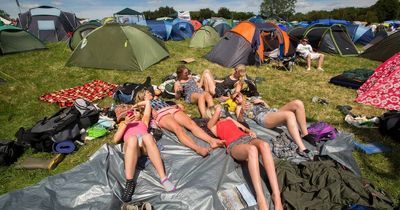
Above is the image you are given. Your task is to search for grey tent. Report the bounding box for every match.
[361,31,400,62]
[289,24,358,56]
[0,24,46,55]
[18,5,80,42]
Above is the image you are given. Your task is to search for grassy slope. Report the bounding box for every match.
[0,40,399,205]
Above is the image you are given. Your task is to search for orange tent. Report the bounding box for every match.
[191,20,202,31]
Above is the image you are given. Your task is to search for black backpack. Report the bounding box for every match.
[241,78,259,97]
[379,111,400,142]
[0,140,25,166]
[113,77,154,104]
[15,99,100,152]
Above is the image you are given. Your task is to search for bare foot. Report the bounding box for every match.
[209,138,225,149]
[195,147,210,157]
[257,199,269,210]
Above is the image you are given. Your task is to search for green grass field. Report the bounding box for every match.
[0,40,399,205]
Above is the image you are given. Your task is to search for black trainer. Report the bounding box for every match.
[121,179,136,203]
[303,134,317,146]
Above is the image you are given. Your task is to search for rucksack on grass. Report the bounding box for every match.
[15,99,100,152]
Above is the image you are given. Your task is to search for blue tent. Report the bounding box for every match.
[249,15,264,24]
[298,21,310,28]
[310,19,351,27]
[346,24,374,45]
[170,18,194,41]
[384,20,400,28]
[146,20,172,40]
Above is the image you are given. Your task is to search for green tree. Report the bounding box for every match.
[365,10,379,23]
[373,0,400,22]
[217,7,231,19]
[199,8,215,19]
[0,10,10,19]
[260,0,297,20]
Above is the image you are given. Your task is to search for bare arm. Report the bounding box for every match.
[207,105,222,132]
[230,116,257,138]
[174,81,183,99]
[113,114,135,143]
[141,100,152,126]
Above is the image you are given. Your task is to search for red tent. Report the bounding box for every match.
[356,52,400,110]
[191,20,202,31]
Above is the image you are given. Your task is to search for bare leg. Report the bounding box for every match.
[307,54,312,70]
[318,54,324,69]
[200,69,217,95]
[124,136,140,179]
[262,111,307,151]
[174,111,225,148]
[250,139,283,210]
[141,134,167,180]
[190,92,207,117]
[231,144,268,210]
[278,100,308,135]
[159,114,209,156]
[204,92,214,108]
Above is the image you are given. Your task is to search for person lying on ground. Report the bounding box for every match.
[232,93,315,160]
[135,89,225,157]
[113,101,176,203]
[296,37,325,71]
[174,65,214,118]
[199,64,247,101]
[206,105,283,210]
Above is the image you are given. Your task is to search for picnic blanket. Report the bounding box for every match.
[39,80,117,107]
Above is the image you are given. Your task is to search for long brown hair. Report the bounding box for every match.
[176,65,189,80]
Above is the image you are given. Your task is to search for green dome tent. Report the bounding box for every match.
[0,25,46,55]
[68,21,101,51]
[189,26,220,48]
[66,23,169,71]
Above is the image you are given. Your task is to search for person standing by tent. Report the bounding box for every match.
[199,64,247,101]
[174,65,215,117]
[135,89,225,157]
[232,92,315,160]
[296,37,325,71]
[205,105,283,210]
[113,100,176,203]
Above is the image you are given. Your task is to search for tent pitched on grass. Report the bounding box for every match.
[356,52,400,110]
[189,26,219,48]
[68,21,101,50]
[291,24,358,56]
[361,31,400,62]
[0,25,46,55]
[346,24,374,45]
[114,8,146,26]
[18,5,80,42]
[66,23,169,71]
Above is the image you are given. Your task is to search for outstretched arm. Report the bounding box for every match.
[207,105,222,134]
[230,117,257,138]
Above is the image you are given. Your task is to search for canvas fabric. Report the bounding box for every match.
[356,52,400,110]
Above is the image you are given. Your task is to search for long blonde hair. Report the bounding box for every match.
[233,64,246,86]
[135,89,146,104]
[205,106,216,119]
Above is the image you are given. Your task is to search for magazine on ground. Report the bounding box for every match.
[217,184,257,210]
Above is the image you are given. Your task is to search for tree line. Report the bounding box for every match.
[260,0,399,23]
[143,6,254,21]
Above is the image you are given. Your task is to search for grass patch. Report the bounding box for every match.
[0,40,399,205]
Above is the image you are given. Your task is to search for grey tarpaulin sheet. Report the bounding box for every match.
[0,120,360,210]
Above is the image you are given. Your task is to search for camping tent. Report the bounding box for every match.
[68,21,101,50]
[114,8,146,26]
[356,52,400,110]
[290,24,358,56]
[211,19,232,37]
[206,21,293,67]
[66,23,169,71]
[309,19,351,27]
[146,20,172,40]
[0,24,46,55]
[170,19,194,41]
[346,24,374,45]
[189,26,220,48]
[191,20,202,31]
[361,31,400,62]
[0,16,11,25]
[18,5,80,42]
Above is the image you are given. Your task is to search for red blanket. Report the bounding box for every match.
[40,80,118,107]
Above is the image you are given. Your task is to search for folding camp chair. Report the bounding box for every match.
[265,49,296,71]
